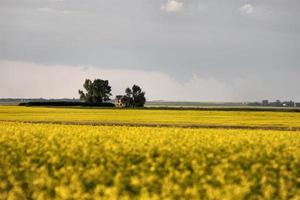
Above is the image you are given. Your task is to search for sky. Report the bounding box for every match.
[0,0,299,101]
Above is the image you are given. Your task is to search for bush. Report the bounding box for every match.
[19,101,115,107]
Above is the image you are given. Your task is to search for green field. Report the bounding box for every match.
[1,106,300,199]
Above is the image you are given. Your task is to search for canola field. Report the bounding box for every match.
[1,106,300,129]
[1,106,300,199]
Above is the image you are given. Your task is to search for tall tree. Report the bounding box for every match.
[79,79,112,103]
[125,84,146,107]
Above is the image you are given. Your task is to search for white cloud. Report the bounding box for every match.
[61,10,73,15]
[239,4,254,15]
[161,0,183,13]
[37,7,52,12]
[197,4,205,12]
[1,60,299,101]
[0,60,233,101]
[37,7,74,15]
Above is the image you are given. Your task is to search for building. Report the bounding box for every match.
[115,95,131,107]
[262,100,269,106]
[269,100,282,107]
[249,100,297,107]
[281,101,295,107]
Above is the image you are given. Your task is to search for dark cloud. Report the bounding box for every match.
[0,0,299,100]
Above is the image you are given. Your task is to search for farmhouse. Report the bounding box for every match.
[115,95,131,107]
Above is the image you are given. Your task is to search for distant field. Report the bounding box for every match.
[1,122,299,199]
[1,106,300,130]
[145,101,245,107]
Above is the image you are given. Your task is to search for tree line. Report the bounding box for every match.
[78,78,146,107]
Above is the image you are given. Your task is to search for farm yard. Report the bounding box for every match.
[0,106,300,199]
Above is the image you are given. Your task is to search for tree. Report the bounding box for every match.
[125,84,146,107]
[78,79,112,103]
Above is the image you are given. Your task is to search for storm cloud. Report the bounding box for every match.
[0,0,299,101]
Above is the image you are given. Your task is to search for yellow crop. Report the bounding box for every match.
[1,121,300,200]
[1,106,300,129]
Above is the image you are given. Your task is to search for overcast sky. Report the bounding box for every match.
[0,0,299,101]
